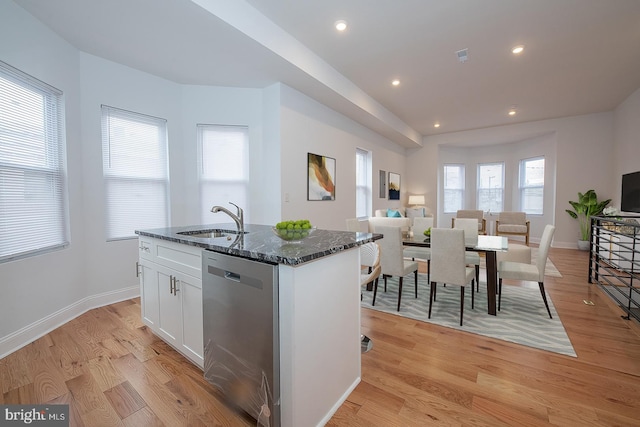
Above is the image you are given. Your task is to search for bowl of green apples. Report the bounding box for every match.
[273,219,315,242]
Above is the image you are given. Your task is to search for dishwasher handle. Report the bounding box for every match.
[224,271,241,282]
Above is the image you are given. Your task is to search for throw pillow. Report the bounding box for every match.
[406,207,425,219]
[387,209,401,218]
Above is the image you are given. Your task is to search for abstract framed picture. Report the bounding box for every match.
[308,152,336,201]
[388,172,400,200]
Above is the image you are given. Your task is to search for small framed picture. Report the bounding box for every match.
[388,172,400,200]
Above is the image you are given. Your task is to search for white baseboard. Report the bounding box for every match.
[317,377,361,427]
[0,285,139,359]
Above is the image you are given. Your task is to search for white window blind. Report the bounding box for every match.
[0,61,69,262]
[197,124,249,224]
[101,105,169,240]
[355,148,371,219]
[477,162,504,213]
[520,157,545,215]
[443,164,464,213]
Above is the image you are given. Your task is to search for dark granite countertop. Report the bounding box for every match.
[135,223,382,266]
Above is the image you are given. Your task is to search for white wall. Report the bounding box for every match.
[79,53,183,297]
[410,112,614,248]
[437,132,557,242]
[180,84,268,225]
[0,1,87,344]
[278,84,406,230]
[0,3,272,356]
[613,88,640,210]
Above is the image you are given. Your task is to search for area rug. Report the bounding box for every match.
[478,247,562,278]
[362,274,576,357]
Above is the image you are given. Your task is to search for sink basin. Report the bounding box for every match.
[177,229,247,239]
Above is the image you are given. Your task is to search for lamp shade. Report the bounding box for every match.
[408,195,425,205]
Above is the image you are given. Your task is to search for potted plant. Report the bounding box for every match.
[566,189,611,250]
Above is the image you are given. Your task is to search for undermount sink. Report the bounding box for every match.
[177,229,248,239]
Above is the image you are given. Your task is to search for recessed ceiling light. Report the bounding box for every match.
[434,123,440,128]
[335,20,347,31]
[508,109,517,116]
[512,45,524,54]
[391,79,400,86]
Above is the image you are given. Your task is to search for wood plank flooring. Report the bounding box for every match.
[2,246,640,426]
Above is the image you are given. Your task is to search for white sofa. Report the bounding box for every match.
[368,209,412,232]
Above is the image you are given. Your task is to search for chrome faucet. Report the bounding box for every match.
[211,202,244,235]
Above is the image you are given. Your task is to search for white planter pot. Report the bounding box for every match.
[577,240,590,251]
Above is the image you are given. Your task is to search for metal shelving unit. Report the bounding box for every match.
[589,215,640,322]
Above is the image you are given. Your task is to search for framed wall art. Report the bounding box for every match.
[388,172,400,200]
[307,152,336,201]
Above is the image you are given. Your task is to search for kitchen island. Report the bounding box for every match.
[136,223,381,427]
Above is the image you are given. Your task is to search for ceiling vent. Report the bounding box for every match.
[456,48,468,63]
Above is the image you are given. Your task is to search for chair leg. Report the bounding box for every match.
[427,259,430,284]
[460,287,465,326]
[471,280,475,310]
[428,281,435,318]
[414,270,418,298]
[498,278,502,311]
[475,265,480,292]
[538,281,553,319]
[372,277,379,306]
[397,277,404,312]
[384,275,388,292]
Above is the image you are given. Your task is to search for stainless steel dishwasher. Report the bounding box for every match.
[202,250,280,427]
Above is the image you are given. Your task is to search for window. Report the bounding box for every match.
[443,164,464,213]
[0,61,68,262]
[477,162,504,213]
[197,125,249,223]
[355,148,372,219]
[101,106,169,240]
[520,157,544,214]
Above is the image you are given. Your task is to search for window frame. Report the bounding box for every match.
[197,124,250,224]
[0,60,69,263]
[443,163,465,214]
[355,148,372,219]
[101,105,170,241]
[476,162,504,213]
[519,156,545,215]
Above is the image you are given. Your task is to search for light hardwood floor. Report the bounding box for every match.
[1,246,640,426]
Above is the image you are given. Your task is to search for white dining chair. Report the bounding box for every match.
[452,217,481,291]
[346,218,361,232]
[403,217,433,283]
[360,241,381,301]
[359,241,381,353]
[429,228,476,326]
[373,226,419,311]
[498,224,556,318]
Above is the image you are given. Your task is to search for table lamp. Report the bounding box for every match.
[408,195,425,206]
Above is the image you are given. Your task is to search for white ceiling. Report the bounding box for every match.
[14,0,640,148]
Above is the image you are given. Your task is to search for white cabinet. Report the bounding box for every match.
[138,258,159,327]
[138,237,204,368]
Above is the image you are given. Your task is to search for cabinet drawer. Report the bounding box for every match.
[139,237,154,260]
[153,238,202,277]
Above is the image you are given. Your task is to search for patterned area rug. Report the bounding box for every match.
[362,273,576,357]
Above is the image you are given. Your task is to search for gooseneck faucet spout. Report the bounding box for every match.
[211,202,244,235]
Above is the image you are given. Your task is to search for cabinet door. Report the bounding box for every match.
[156,264,182,347]
[176,272,204,367]
[139,259,159,328]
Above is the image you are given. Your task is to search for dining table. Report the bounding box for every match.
[403,233,508,315]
